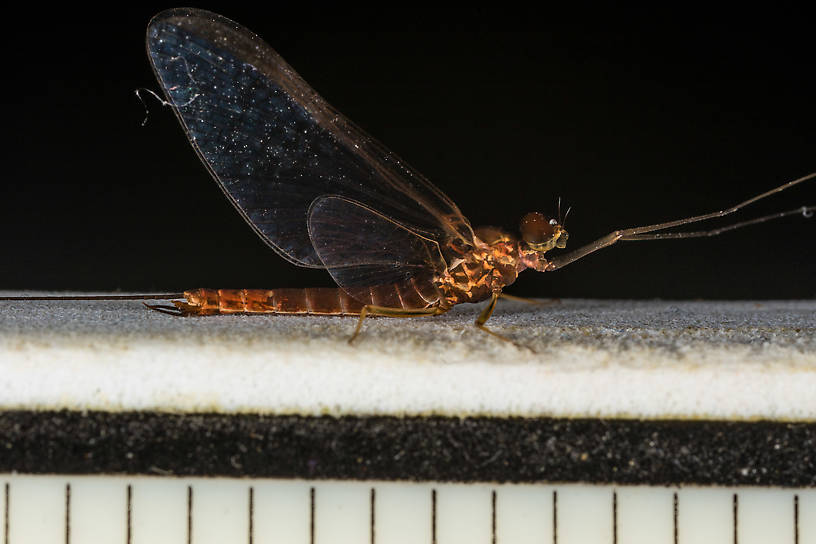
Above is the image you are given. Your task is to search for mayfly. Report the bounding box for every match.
[4,9,814,343]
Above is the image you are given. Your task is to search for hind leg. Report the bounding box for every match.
[349,305,448,344]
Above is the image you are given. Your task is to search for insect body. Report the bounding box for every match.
[162,217,565,328]
[143,9,814,342]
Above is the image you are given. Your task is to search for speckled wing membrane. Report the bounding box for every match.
[308,196,445,308]
[145,8,474,275]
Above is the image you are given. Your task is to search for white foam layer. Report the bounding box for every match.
[1,296,814,420]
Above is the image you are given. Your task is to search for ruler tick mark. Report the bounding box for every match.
[249,486,254,544]
[431,488,437,544]
[673,492,678,544]
[733,493,738,544]
[310,487,315,544]
[612,491,617,544]
[794,494,799,544]
[491,489,496,544]
[187,485,192,544]
[553,490,558,544]
[370,488,375,544]
[126,484,132,544]
[65,483,70,544]
[4,483,8,544]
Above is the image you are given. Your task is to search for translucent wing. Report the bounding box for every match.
[146,8,474,268]
[308,196,445,309]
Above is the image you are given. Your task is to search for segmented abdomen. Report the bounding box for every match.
[172,285,440,316]
[172,288,364,315]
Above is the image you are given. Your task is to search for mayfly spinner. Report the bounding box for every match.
[5,9,813,344]
[142,9,816,342]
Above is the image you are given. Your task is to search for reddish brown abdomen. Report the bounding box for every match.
[174,288,366,316]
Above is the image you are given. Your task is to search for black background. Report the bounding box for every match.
[2,6,814,299]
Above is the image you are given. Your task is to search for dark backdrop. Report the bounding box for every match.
[2,6,814,299]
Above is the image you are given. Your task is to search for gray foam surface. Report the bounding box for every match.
[1,294,814,420]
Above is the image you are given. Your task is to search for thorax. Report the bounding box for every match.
[434,226,523,307]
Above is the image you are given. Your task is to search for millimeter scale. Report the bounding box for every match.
[1,297,815,543]
[2,476,815,543]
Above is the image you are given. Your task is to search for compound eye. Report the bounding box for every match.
[520,212,556,244]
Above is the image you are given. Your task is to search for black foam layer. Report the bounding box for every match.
[1,411,813,486]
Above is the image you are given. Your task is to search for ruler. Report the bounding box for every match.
[2,475,815,544]
[2,412,816,543]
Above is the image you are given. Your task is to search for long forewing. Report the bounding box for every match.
[146,8,474,268]
[308,196,445,309]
